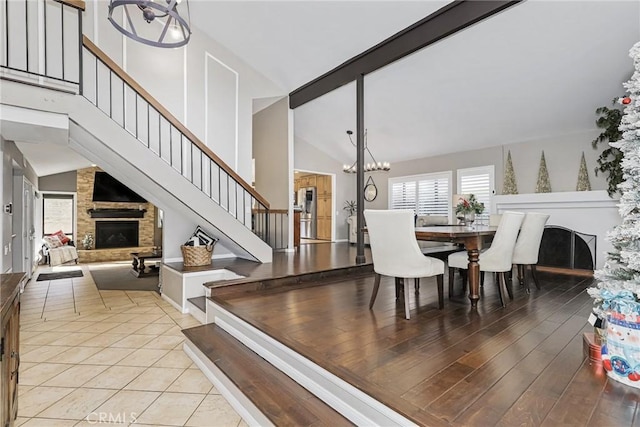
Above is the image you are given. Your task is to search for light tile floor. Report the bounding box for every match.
[16,263,247,427]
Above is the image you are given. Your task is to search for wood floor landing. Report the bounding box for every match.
[183,324,353,427]
[167,243,373,297]
[208,270,640,426]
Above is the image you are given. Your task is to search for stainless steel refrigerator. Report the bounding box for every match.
[298,187,317,239]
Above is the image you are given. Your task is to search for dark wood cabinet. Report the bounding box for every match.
[1,274,23,427]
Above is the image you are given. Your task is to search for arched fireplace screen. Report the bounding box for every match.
[538,225,596,270]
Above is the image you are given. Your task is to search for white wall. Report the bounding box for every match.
[504,129,606,194]
[82,1,285,184]
[368,129,608,211]
[161,206,232,261]
[1,139,38,273]
[1,136,11,272]
[294,136,356,241]
[39,170,77,192]
[253,97,290,209]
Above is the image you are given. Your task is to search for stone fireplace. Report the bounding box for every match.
[76,167,159,262]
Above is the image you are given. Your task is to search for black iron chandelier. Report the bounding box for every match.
[108,0,192,48]
[342,130,391,173]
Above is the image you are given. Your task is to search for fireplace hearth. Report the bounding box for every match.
[95,221,139,249]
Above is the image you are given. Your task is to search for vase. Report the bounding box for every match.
[464,212,476,227]
[602,312,640,388]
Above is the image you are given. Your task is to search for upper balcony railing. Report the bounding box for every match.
[1,0,274,247]
[0,0,83,90]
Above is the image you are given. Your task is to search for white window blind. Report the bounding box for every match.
[391,181,416,210]
[389,172,452,219]
[457,166,495,219]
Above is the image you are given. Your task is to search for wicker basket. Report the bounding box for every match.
[180,244,214,267]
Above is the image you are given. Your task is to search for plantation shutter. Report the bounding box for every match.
[417,177,449,216]
[390,181,416,211]
[389,172,452,219]
[457,166,495,219]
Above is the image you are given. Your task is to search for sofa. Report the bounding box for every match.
[42,232,79,266]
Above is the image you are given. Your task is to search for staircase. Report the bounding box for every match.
[0,2,274,262]
[0,2,385,424]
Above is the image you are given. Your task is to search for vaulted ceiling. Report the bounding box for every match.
[192,0,640,166]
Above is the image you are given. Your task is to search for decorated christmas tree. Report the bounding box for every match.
[503,150,518,194]
[588,41,640,388]
[576,152,591,191]
[535,151,551,193]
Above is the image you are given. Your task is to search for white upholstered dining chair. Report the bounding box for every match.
[512,212,550,292]
[364,209,445,320]
[447,211,525,307]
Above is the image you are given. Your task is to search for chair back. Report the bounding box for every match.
[489,214,503,226]
[512,212,550,264]
[480,211,525,272]
[364,209,433,277]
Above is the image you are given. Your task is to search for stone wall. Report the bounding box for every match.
[76,167,157,262]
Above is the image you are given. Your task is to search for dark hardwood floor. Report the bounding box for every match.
[208,268,638,426]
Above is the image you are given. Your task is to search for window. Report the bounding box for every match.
[457,166,495,222]
[389,172,452,220]
[43,193,75,238]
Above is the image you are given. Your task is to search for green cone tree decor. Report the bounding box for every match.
[576,152,591,191]
[535,151,551,193]
[503,150,518,195]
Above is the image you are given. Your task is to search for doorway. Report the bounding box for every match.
[294,170,333,244]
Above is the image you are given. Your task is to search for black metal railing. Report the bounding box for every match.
[81,37,271,245]
[255,209,288,250]
[2,0,277,249]
[0,0,83,89]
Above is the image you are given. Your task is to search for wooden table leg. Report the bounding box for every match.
[139,258,146,274]
[464,237,481,308]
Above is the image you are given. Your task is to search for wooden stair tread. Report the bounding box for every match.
[186,296,206,312]
[183,324,354,427]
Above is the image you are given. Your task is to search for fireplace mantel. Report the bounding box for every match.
[493,190,620,269]
[88,208,147,218]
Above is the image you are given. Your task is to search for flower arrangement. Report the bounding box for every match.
[455,194,485,215]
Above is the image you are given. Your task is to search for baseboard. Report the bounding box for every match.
[161,293,185,313]
[185,300,206,324]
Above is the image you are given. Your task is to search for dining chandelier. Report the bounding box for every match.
[342,130,391,173]
[108,0,192,48]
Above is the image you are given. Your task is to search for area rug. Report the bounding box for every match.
[89,264,159,292]
[36,270,83,281]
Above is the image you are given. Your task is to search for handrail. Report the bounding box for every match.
[55,0,85,10]
[82,35,270,209]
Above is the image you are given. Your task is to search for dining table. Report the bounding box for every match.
[415,225,498,308]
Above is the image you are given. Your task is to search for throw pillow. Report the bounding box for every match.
[43,235,63,249]
[52,230,70,244]
[185,226,218,247]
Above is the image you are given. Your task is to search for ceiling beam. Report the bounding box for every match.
[289,0,521,109]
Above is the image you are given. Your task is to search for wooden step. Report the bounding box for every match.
[187,296,206,312]
[208,264,373,299]
[183,324,354,427]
